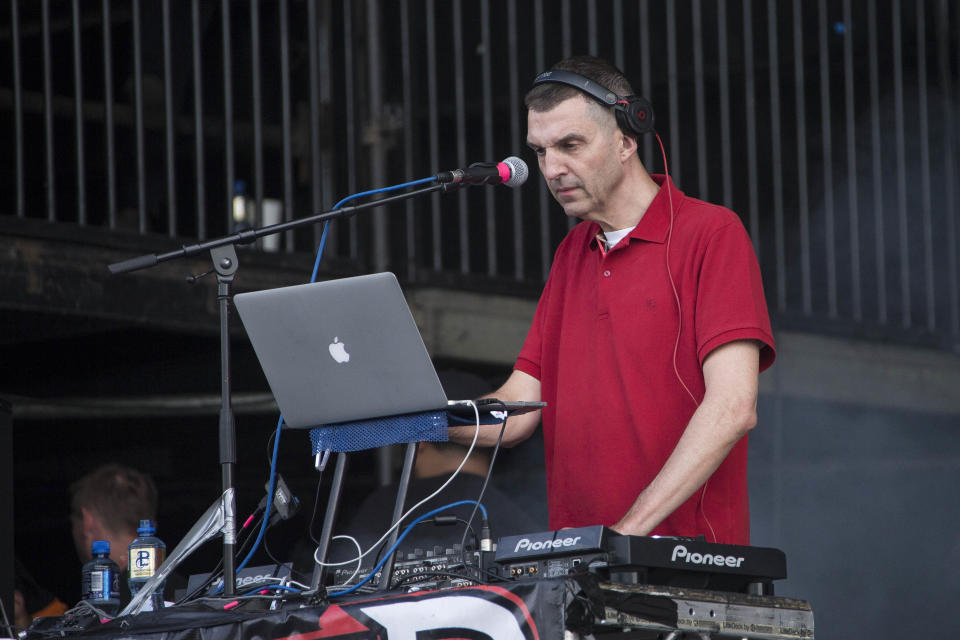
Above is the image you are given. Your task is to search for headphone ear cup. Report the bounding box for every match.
[616,95,655,135]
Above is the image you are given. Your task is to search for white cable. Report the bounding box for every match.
[313,401,481,568]
[327,534,364,588]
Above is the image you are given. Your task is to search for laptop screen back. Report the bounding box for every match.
[234,273,448,428]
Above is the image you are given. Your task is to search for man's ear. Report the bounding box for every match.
[619,130,638,162]
[81,506,105,540]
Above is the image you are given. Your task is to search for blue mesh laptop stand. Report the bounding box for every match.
[308,410,450,592]
[308,410,449,454]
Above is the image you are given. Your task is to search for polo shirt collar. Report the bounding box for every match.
[589,174,682,251]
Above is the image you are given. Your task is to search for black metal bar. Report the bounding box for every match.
[938,0,958,334]
[307,0,321,249]
[280,0,293,253]
[310,451,348,591]
[613,0,624,69]
[639,0,653,173]
[917,0,935,330]
[667,1,680,181]
[251,0,264,247]
[843,0,862,322]
[133,0,147,233]
[72,0,86,225]
[192,0,206,240]
[868,0,887,324]
[222,0,235,234]
[401,0,415,280]
[482,0,496,276]
[42,0,55,222]
[744,0,760,254]
[768,0,786,312]
[365,0,387,272]
[587,0,597,54]
[508,0,523,280]
[12,0,24,218]
[561,0,571,58]
[427,0,441,270]
[793,0,811,315]
[343,0,358,259]
[693,0,707,200]
[103,0,117,229]
[535,0,550,280]
[893,0,911,328]
[453,0,469,272]
[718,0,732,209]
[163,0,176,237]
[819,0,837,318]
[378,442,418,591]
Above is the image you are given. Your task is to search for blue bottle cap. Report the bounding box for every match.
[92,540,110,555]
[137,519,156,534]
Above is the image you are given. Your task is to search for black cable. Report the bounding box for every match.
[261,520,286,570]
[308,473,325,545]
[175,511,266,605]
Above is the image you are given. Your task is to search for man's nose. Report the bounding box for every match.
[540,149,566,181]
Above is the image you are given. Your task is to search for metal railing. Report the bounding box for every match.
[2,0,958,349]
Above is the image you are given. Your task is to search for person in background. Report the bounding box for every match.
[69,463,159,604]
[13,557,68,629]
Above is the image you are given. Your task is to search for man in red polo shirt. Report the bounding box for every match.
[454,56,775,545]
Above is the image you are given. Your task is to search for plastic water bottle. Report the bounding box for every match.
[81,540,121,616]
[127,519,166,611]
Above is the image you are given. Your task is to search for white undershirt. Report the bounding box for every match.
[603,225,637,249]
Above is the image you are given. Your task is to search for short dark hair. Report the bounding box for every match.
[524,55,636,113]
[70,463,158,535]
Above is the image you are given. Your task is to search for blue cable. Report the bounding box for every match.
[328,499,488,598]
[234,175,438,578]
[238,583,302,596]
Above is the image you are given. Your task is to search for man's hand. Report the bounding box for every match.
[448,370,542,447]
[612,340,761,537]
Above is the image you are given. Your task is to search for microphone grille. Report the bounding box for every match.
[502,156,529,188]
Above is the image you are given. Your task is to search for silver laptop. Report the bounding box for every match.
[233,272,448,428]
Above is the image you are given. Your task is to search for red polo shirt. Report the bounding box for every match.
[515,175,774,544]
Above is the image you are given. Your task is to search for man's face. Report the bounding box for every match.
[71,510,92,563]
[526,95,627,226]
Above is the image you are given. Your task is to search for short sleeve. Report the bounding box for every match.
[694,221,776,372]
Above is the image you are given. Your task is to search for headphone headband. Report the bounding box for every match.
[532,69,655,136]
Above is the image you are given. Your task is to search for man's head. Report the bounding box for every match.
[69,463,158,564]
[524,56,653,230]
[525,56,638,137]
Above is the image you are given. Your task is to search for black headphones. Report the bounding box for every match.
[532,69,656,136]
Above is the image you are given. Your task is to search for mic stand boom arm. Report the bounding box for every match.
[107,183,447,275]
[107,182,445,597]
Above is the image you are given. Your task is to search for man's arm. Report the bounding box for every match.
[612,339,761,537]
[448,369,542,448]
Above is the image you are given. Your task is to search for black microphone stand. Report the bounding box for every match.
[108,183,445,597]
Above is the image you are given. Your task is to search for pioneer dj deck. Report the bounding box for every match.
[493,526,787,594]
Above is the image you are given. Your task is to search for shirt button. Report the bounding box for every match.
[603,270,611,277]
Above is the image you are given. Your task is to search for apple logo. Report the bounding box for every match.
[328,337,350,363]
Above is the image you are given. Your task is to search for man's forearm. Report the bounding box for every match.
[611,392,756,536]
[612,340,761,537]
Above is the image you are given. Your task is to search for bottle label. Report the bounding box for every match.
[88,569,111,599]
[129,547,165,579]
